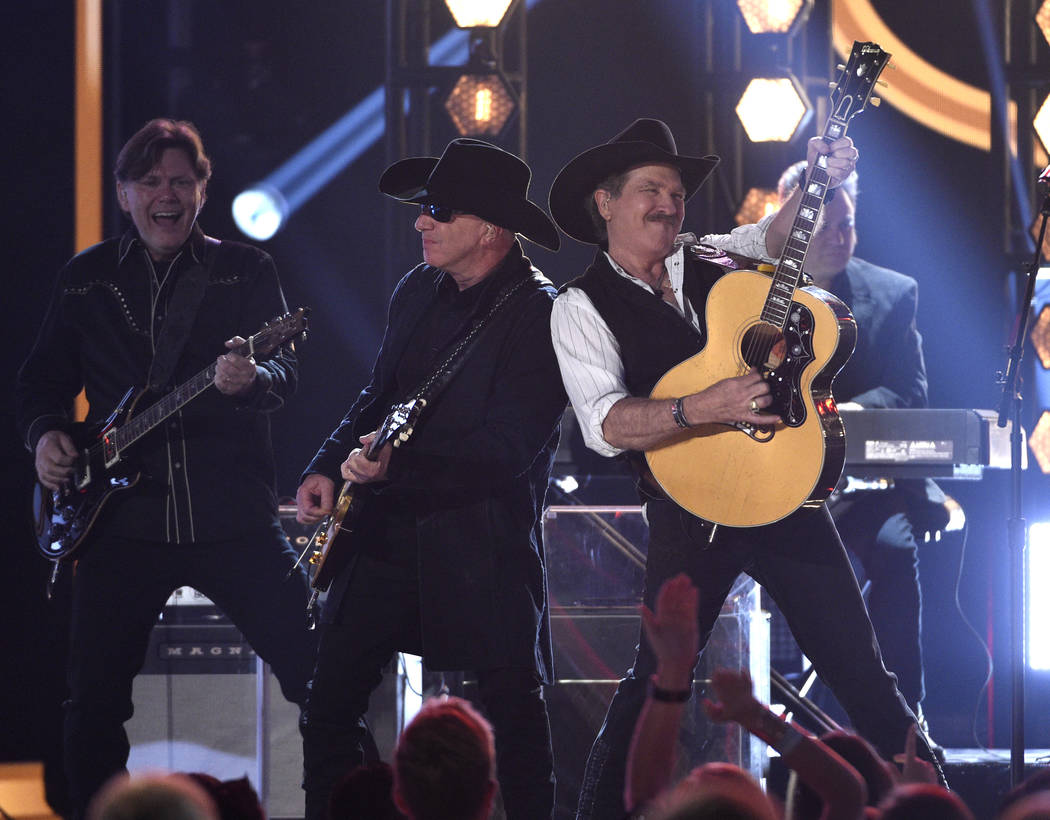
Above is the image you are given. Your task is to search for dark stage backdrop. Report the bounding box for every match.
[5,0,1050,784]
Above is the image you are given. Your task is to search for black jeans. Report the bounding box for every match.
[300,552,555,820]
[831,490,925,712]
[63,525,317,820]
[575,501,926,820]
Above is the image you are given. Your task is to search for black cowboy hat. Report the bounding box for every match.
[379,138,560,251]
[548,118,720,245]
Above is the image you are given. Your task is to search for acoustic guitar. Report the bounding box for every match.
[646,41,890,527]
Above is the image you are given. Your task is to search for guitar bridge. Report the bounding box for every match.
[733,422,775,442]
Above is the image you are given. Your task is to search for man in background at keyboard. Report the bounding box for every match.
[773,160,949,728]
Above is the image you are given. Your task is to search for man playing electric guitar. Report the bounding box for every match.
[548,117,943,820]
[15,119,317,820]
[295,139,568,820]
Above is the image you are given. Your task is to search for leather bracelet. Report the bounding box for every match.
[647,675,691,703]
[671,397,692,429]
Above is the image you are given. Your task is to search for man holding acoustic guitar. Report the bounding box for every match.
[15,119,317,820]
[294,138,567,820]
[548,112,943,818]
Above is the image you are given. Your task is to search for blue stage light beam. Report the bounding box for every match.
[233,0,541,240]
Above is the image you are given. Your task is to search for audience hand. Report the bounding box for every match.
[894,723,938,785]
[640,573,699,687]
[702,668,762,726]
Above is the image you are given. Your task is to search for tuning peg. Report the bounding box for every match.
[876,79,888,88]
[393,440,401,448]
[836,63,845,71]
[828,81,838,89]
[870,97,881,107]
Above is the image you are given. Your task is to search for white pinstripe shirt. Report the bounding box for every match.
[551,216,774,456]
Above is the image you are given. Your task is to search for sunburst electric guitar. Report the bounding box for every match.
[646,41,890,527]
[33,308,310,561]
[299,397,426,622]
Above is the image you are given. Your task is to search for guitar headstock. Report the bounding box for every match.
[242,307,310,358]
[371,397,428,456]
[828,41,891,133]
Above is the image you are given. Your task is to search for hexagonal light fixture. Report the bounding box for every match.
[1037,0,1050,48]
[1036,93,1050,154]
[445,73,516,137]
[1029,409,1050,472]
[445,0,514,28]
[735,187,780,226]
[736,76,811,142]
[1031,304,1050,369]
[736,0,813,34]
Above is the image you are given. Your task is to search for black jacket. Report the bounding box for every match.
[16,225,297,543]
[825,257,947,527]
[304,242,566,677]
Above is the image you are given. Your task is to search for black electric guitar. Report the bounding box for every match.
[646,41,891,527]
[33,308,309,561]
[300,397,427,621]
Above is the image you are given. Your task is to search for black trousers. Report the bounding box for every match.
[63,524,317,820]
[831,490,925,712]
[575,500,926,820]
[300,551,555,820]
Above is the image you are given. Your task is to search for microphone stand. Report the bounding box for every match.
[996,181,1050,786]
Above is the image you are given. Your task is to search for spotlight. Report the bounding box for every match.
[735,187,780,226]
[232,185,288,241]
[735,75,811,142]
[445,72,516,137]
[445,0,514,28]
[735,0,813,34]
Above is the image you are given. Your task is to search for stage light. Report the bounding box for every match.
[1031,304,1050,369]
[231,0,544,240]
[445,0,514,28]
[1028,410,1050,472]
[736,75,811,142]
[1027,522,1050,669]
[445,72,516,136]
[1037,1,1050,49]
[1036,93,1050,153]
[736,0,813,34]
[232,185,287,241]
[735,187,780,226]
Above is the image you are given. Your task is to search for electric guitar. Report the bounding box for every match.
[645,41,891,527]
[33,308,310,560]
[300,397,427,622]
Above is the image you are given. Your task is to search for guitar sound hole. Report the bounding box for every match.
[741,322,786,370]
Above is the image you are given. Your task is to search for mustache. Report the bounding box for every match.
[646,213,678,226]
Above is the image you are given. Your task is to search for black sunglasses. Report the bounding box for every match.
[419,203,463,223]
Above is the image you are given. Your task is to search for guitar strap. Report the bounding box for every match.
[147,236,222,392]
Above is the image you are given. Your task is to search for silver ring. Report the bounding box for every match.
[749,399,759,413]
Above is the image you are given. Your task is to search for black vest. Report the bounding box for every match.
[561,250,727,485]
[562,250,727,396]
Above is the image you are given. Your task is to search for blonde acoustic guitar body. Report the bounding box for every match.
[646,269,856,527]
[644,41,891,526]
